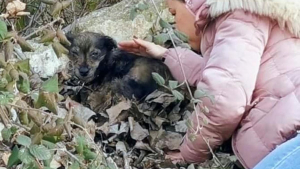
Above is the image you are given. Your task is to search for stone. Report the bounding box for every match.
[14,40,69,79]
[63,0,174,42]
[17,0,173,78]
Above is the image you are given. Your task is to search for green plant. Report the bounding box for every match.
[152,72,185,101]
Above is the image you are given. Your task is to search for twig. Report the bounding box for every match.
[96,0,109,10]
[64,106,73,138]
[24,17,63,40]
[0,107,9,128]
[79,0,88,17]
[8,103,58,117]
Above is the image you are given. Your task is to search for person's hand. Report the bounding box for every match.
[118,38,168,60]
[165,150,185,164]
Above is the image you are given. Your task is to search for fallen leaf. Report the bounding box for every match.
[128,117,149,141]
[97,122,110,135]
[116,141,127,153]
[109,123,119,135]
[174,120,188,133]
[50,158,61,168]
[133,141,155,153]
[66,98,96,123]
[153,116,168,128]
[187,164,196,169]
[155,131,183,150]
[145,90,176,108]
[107,100,131,124]
[6,0,26,16]
[119,121,129,134]
[2,151,10,166]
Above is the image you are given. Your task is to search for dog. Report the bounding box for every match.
[65,31,173,102]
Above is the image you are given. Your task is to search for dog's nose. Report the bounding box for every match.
[79,67,90,76]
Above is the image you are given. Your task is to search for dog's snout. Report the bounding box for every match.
[79,66,90,76]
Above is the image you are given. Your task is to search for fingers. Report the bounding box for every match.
[118,38,154,50]
[118,40,140,48]
[118,38,158,58]
[133,38,154,49]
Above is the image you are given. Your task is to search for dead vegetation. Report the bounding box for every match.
[0,0,240,169]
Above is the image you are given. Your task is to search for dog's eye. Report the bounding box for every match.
[90,51,99,58]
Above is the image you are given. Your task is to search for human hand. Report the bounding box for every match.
[165,150,185,164]
[118,38,168,60]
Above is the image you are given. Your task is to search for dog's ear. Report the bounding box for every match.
[65,32,75,44]
[101,36,117,52]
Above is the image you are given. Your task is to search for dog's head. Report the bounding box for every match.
[66,31,117,83]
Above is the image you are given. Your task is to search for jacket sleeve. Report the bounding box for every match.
[176,12,270,162]
[163,47,205,87]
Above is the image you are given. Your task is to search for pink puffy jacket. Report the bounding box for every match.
[163,0,300,168]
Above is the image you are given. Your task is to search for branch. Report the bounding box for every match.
[0,106,9,128]
[24,17,63,40]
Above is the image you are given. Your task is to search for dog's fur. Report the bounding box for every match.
[65,31,173,101]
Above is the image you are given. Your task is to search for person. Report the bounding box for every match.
[118,0,300,169]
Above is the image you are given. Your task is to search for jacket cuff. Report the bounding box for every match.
[162,48,179,68]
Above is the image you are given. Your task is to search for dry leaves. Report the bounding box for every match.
[107,99,131,124]
[1,0,30,18]
[129,117,149,141]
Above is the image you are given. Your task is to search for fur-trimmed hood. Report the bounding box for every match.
[185,0,300,37]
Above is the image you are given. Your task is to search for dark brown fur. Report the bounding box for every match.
[65,31,173,102]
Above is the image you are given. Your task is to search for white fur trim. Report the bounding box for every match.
[205,0,300,37]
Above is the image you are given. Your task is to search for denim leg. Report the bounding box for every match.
[253,134,300,169]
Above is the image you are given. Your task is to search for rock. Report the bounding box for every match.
[16,0,173,78]
[64,0,174,42]
[15,40,69,79]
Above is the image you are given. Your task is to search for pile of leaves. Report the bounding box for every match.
[0,1,240,169]
[0,59,237,169]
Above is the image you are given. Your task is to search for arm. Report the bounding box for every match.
[163,47,205,87]
[179,11,270,162]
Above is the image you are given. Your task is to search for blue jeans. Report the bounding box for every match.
[253,133,300,169]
